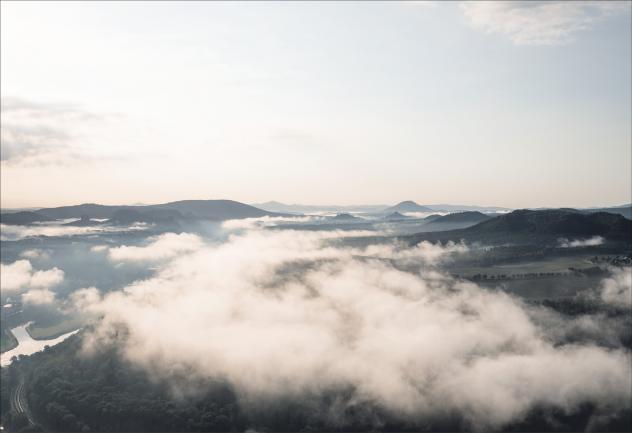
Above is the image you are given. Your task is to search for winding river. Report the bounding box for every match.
[1,323,79,366]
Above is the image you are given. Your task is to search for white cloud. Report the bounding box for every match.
[30,267,64,288]
[0,96,120,167]
[0,259,64,294]
[221,215,326,230]
[460,1,629,45]
[600,267,632,307]
[0,260,33,291]
[558,235,604,248]
[20,248,50,260]
[22,287,56,305]
[0,222,149,241]
[69,287,102,311]
[106,232,204,262]
[75,229,631,429]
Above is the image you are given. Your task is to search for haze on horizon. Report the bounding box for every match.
[1,1,631,209]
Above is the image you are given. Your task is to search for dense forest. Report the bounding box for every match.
[2,297,631,433]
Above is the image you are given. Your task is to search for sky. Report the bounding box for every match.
[1,1,631,209]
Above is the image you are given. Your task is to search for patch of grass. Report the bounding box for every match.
[26,317,83,340]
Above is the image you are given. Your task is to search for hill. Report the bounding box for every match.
[383,201,433,213]
[146,200,275,220]
[418,211,492,232]
[253,201,386,214]
[582,205,632,220]
[1,200,283,225]
[424,204,511,212]
[406,209,632,245]
[423,214,443,222]
[0,211,53,225]
[331,213,363,221]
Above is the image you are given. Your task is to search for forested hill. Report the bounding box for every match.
[1,200,286,225]
[406,209,632,246]
[2,330,630,433]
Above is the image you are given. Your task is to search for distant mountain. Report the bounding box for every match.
[419,211,491,232]
[38,203,126,220]
[1,200,283,225]
[424,204,512,213]
[407,209,632,245]
[423,214,443,222]
[0,211,53,225]
[253,201,386,214]
[383,201,433,213]
[331,213,363,221]
[582,206,631,220]
[144,200,275,221]
[473,210,630,238]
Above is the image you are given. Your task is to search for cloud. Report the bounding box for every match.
[0,260,33,292]
[460,1,629,46]
[401,211,448,219]
[30,267,65,289]
[0,123,72,163]
[558,235,604,248]
[600,267,632,308]
[364,239,469,265]
[1,96,121,166]
[0,222,149,241]
[221,215,327,230]
[74,228,631,430]
[22,288,56,305]
[20,248,50,260]
[0,259,64,294]
[106,232,205,262]
[1,97,101,120]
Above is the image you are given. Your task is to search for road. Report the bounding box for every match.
[10,378,35,426]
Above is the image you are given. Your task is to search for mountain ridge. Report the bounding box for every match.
[1,200,287,225]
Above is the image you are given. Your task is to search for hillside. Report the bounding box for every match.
[406,209,632,245]
[418,211,492,232]
[1,200,282,225]
[253,201,386,213]
[583,205,632,220]
[331,213,364,221]
[0,211,53,225]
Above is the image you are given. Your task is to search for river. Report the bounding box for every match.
[1,323,79,366]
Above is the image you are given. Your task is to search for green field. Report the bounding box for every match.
[447,253,609,277]
[26,317,83,340]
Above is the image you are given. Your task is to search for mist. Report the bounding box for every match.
[70,225,632,430]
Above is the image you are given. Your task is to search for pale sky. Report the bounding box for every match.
[1,1,631,209]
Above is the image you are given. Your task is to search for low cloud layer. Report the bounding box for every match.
[460,1,628,46]
[600,267,632,308]
[22,287,56,305]
[20,248,51,260]
[0,259,64,294]
[74,228,632,430]
[1,260,64,306]
[104,232,205,262]
[221,215,327,230]
[558,235,604,248]
[0,222,149,241]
